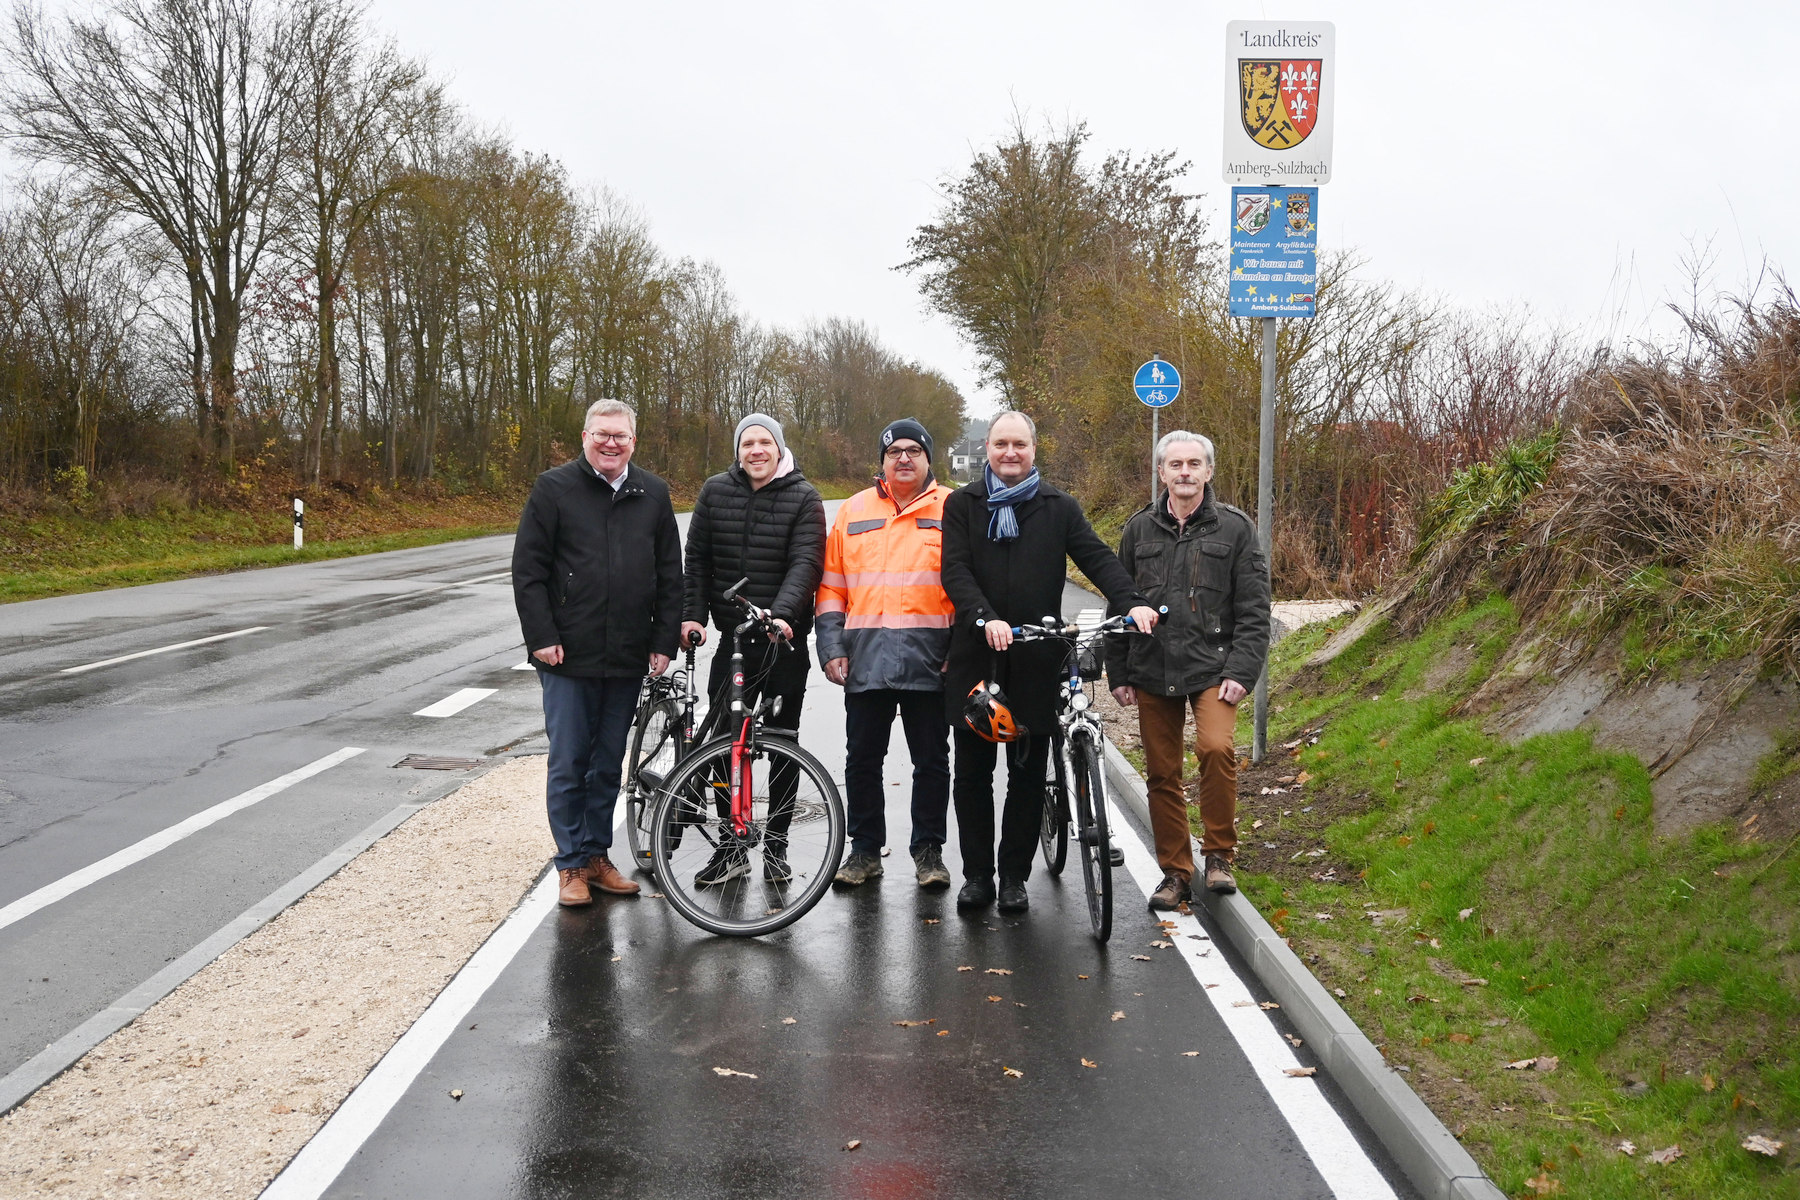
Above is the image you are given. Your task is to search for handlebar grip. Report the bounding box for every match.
[723,576,750,601]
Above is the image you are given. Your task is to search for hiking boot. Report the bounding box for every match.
[1204,854,1237,895]
[1149,872,1191,911]
[557,866,592,907]
[833,852,884,887]
[586,854,640,896]
[695,842,750,888]
[764,841,792,883]
[956,877,996,909]
[912,843,952,890]
[996,877,1029,913]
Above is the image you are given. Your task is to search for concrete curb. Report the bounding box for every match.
[1102,739,1505,1200]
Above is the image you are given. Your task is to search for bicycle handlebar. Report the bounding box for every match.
[976,605,1168,641]
[725,577,788,642]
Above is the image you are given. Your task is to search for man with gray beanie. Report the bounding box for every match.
[679,413,826,885]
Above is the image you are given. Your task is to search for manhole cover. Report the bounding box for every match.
[394,754,484,771]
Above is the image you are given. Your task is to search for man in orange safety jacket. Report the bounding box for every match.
[816,418,955,892]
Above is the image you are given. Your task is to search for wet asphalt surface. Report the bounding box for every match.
[1,516,1409,1198]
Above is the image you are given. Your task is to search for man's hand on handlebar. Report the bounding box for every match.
[983,620,1013,652]
[680,621,707,647]
[1127,605,1160,634]
[770,617,793,643]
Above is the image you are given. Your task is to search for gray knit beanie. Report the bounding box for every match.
[734,412,787,462]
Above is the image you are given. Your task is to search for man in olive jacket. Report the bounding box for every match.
[513,399,682,907]
[1105,430,1270,908]
[941,411,1157,914]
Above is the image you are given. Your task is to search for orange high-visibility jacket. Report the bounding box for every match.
[815,480,954,692]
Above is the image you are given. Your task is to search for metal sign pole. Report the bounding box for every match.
[1150,406,1159,506]
[1252,316,1276,763]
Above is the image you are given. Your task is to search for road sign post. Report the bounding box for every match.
[1224,19,1334,764]
[1134,357,1180,505]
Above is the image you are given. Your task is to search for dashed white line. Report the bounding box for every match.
[61,627,270,674]
[511,661,536,671]
[414,687,497,718]
[0,747,366,934]
[1111,797,1397,1199]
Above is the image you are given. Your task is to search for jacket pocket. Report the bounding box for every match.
[1132,542,1168,588]
[1198,541,1233,592]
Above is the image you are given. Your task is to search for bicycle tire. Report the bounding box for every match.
[625,696,683,871]
[649,734,845,937]
[1070,732,1113,942]
[1039,732,1069,875]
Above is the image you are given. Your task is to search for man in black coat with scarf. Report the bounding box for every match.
[940,411,1159,913]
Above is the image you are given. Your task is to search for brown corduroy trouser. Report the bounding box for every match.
[1136,686,1239,882]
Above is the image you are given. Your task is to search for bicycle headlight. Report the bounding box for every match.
[1069,690,1090,712]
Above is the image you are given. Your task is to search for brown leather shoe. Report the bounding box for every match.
[558,866,592,907]
[1204,854,1237,895]
[586,854,641,896]
[1149,872,1191,910]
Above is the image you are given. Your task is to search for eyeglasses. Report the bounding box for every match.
[586,430,633,445]
[883,446,925,460]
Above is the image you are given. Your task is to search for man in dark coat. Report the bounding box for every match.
[679,412,826,885]
[1105,430,1270,907]
[513,399,682,907]
[940,411,1158,913]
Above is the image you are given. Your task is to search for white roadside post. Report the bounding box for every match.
[293,497,304,551]
[1223,18,1334,762]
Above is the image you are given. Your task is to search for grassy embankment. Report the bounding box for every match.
[1222,605,1798,1199]
[0,475,873,604]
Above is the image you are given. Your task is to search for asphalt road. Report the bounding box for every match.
[1,510,1411,1198]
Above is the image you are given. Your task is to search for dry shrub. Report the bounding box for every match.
[1401,287,1800,675]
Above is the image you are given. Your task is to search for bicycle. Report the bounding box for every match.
[623,628,708,871]
[989,610,1157,943]
[646,581,846,937]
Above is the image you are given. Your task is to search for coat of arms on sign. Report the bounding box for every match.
[1239,59,1322,149]
[1235,192,1272,235]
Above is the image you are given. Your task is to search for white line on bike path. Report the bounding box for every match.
[0,747,366,935]
[414,688,497,718]
[60,626,270,674]
[1110,796,1397,1200]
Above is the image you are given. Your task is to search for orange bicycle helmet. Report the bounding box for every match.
[962,680,1027,743]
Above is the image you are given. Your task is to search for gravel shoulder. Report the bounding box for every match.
[0,756,552,1200]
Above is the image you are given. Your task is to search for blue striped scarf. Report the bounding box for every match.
[984,465,1040,541]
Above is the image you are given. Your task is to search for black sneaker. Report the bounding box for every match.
[997,877,1029,913]
[833,852,884,887]
[956,878,996,909]
[764,842,792,883]
[694,842,750,888]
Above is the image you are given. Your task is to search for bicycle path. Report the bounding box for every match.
[282,586,1415,1200]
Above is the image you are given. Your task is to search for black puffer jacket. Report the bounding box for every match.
[1104,485,1271,698]
[682,465,826,638]
[512,458,682,678]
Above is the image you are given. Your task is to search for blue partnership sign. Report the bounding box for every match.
[1133,359,1180,408]
[1228,186,1318,319]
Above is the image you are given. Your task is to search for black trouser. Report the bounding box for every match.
[953,730,1052,883]
[843,688,950,856]
[703,635,807,843]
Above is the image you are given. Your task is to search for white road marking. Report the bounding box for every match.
[0,747,366,934]
[511,661,536,671]
[413,687,497,718]
[61,627,270,674]
[1110,796,1397,1200]
[452,571,512,586]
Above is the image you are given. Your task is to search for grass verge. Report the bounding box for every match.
[1218,601,1799,1199]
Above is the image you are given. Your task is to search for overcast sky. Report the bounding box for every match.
[367,0,1799,414]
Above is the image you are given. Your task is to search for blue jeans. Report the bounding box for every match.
[538,670,640,870]
[843,688,950,856]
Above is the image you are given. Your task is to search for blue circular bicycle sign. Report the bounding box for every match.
[1133,359,1180,408]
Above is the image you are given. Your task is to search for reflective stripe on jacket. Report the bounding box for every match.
[815,481,953,692]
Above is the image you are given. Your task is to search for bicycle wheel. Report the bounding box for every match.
[625,696,683,871]
[1070,733,1113,942]
[650,733,845,937]
[1039,733,1069,875]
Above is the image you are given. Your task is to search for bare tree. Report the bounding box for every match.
[3,0,303,471]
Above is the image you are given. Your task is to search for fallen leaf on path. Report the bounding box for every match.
[1702,1073,1716,1092]
[1150,940,1173,948]
[1131,954,1153,961]
[936,1030,949,1036]
[1232,1000,1255,1008]
[1616,1140,1636,1156]
[1260,1001,1281,1010]
[1014,1002,1027,1008]
[892,1019,936,1028]
[1647,1145,1682,1165]
[1522,1171,1562,1195]
[1076,974,1089,979]
[986,995,1002,1003]
[1080,1058,1098,1069]
[1406,994,1440,1005]
[449,1090,462,1100]
[1295,771,1313,785]
[843,1140,862,1152]
[1110,1010,1126,1021]
[1742,1134,1784,1156]
[1284,1067,1317,1077]
[1285,1034,1303,1047]
[1252,819,1264,829]
[1181,1051,1200,1057]
[1002,1066,1023,1078]
[712,1067,758,1079]
[922,918,940,925]
[985,968,1013,976]
[956,965,973,972]
[781,1017,796,1025]
[1332,988,1347,998]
